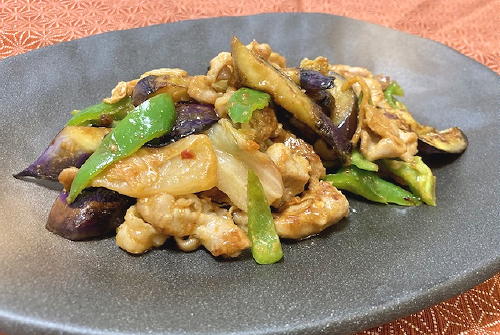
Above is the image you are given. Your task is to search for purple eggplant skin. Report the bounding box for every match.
[46,188,135,241]
[145,102,219,147]
[13,126,110,181]
[299,69,334,110]
[328,72,359,142]
[172,102,219,138]
[417,127,468,155]
[299,69,335,91]
[132,75,157,106]
[309,71,358,143]
[299,70,358,150]
[132,75,190,107]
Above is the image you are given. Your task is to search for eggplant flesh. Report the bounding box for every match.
[231,37,351,160]
[327,72,359,141]
[14,126,110,181]
[46,188,135,241]
[417,127,468,155]
[132,75,190,106]
[300,70,358,141]
[145,102,219,147]
[299,69,335,112]
[297,69,358,159]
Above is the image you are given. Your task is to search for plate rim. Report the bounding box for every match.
[2,12,498,77]
[0,12,499,335]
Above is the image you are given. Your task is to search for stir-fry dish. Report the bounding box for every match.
[15,37,468,264]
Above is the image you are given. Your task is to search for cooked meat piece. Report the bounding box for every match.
[214,88,236,117]
[231,208,248,232]
[174,236,201,252]
[240,107,279,148]
[328,64,373,79]
[360,128,418,162]
[375,74,391,91]
[274,181,349,239]
[102,79,138,104]
[281,134,326,181]
[207,52,235,92]
[268,52,287,69]
[246,40,287,68]
[329,64,434,135]
[300,56,330,75]
[103,68,188,104]
[361,77,389,108]
[246,40,271,60]
[207,42,286,95]
[266,143,311,204]
[140,68,189,79]
[251,108,279,143]
[194,207,250,257]
[329,64,390,108]
[115,205,168,254]
[328,64,420,161]
[187,75,222,104]
[136,193,205,237]
[58,167,78,191]
[136,192,249,257]
[360,105,418,161]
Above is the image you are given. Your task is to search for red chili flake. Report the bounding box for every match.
[181,150,195,159]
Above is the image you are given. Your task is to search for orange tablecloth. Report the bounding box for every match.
[1,1,499,334]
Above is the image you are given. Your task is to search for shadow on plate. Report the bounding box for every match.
[281,214,351,246]
[422,154,462,169]
[12,175,63,191]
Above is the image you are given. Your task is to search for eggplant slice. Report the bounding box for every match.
[14,126,110,181]
[132,75,190,106]
[231,37,352,161]
[299,69,334,91]
[287,69,359,162]
[302,70,358,143]
[145,102,219,147]
[327,72,359,141]
[418,127,468,155]
[47,188,135,241]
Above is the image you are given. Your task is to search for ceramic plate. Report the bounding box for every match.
[0,13,498,335]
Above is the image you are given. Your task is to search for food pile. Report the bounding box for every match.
[15,37,467,264]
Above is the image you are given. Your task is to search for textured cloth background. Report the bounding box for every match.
[0,1,499,334]
[0,0,498,73]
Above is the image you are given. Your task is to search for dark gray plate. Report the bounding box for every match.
[0,13,498,335]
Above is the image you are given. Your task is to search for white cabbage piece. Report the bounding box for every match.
[207,119,283,211]
[91,134,217,198]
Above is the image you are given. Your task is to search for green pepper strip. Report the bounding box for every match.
[228,87,271,123]
[67,93,176,203]
[350,149,379,172]
[381,157,436,206]
[247,170,283,264]
[324,166,421,206]
[384,81,406,109]
[67,97,134,126]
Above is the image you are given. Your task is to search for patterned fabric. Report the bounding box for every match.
[0,0,498,73]
[363,275,500,334]
[0,1,498,334]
